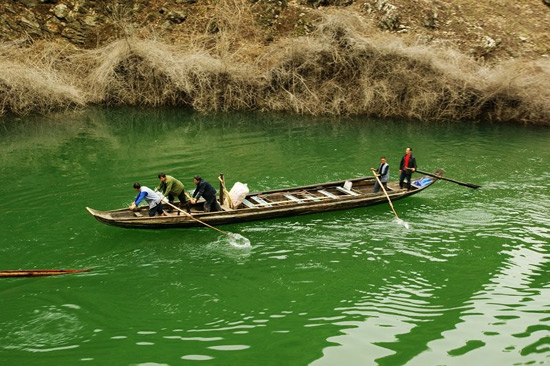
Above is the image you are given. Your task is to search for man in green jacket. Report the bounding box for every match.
[156,172,189,212]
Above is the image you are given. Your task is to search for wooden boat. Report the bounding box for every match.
[0,269,92,278]
[86,170,443,229]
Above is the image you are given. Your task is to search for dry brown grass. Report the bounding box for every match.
[0,8,549,125]
[261,14,550,123]
[0,40,84,115]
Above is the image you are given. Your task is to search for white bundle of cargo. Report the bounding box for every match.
[228,182,249,208]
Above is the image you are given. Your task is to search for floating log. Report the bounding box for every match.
[0,269,92,278]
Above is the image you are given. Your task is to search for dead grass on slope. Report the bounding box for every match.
[0,9,549,125]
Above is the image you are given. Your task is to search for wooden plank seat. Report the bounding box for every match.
[318,190,339,199]
[336,186,360,196]
[304,194,321,201]
[250,196,272,207]
[284,194,304,203]
[241,199,256,208]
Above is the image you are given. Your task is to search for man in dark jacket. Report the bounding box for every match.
[399,147,417,190]
[191,175,221,212]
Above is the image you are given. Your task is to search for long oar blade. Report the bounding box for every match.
[454,180,482,189]
[416,169,481,189]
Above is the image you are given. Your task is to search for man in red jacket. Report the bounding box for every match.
[399,147,417,190]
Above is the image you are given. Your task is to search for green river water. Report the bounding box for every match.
[1,108,549,366]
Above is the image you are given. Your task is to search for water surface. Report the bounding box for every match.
[1,108,549,365]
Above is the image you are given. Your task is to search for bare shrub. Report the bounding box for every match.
[263,16,456,118]
[261,14,550,124]
[183,0,264,61]
[0,9,549,125]
[79,38,260,111]
[478,59,550,123]
[0,41,84,115]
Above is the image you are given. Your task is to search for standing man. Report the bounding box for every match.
[399,147,417,190]
[156,172,188,212]
[190,175,221,212]
[129,182,166,217]
[371,156,390,193]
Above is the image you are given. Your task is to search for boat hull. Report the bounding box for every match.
[87,173,440,229]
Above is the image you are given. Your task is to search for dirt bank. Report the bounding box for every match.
[1,0,550,124]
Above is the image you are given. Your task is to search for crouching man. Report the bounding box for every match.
[129,182,166,217]
[190,175,221,212]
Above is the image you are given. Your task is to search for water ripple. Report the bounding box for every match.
[0,305,84,353]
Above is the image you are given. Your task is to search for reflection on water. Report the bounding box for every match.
[0,108,549,365]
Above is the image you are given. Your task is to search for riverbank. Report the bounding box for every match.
[1,0,550,125]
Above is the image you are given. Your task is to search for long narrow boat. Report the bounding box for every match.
[86,170,442,229]
[0,269,92,278]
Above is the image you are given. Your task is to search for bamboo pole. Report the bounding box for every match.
[219,173,224,207]
[414,169,481,189]
[163,199,231,236]
[0,269,91,278]
[371,170,400,220]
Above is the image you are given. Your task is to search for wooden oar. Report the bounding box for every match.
[414,169,481,189]
[0,268,91,278]
[372,170,401,220]
[162,199,231,237]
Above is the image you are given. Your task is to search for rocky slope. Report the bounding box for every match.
[1,0,550,124]
[3,0,549,62]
